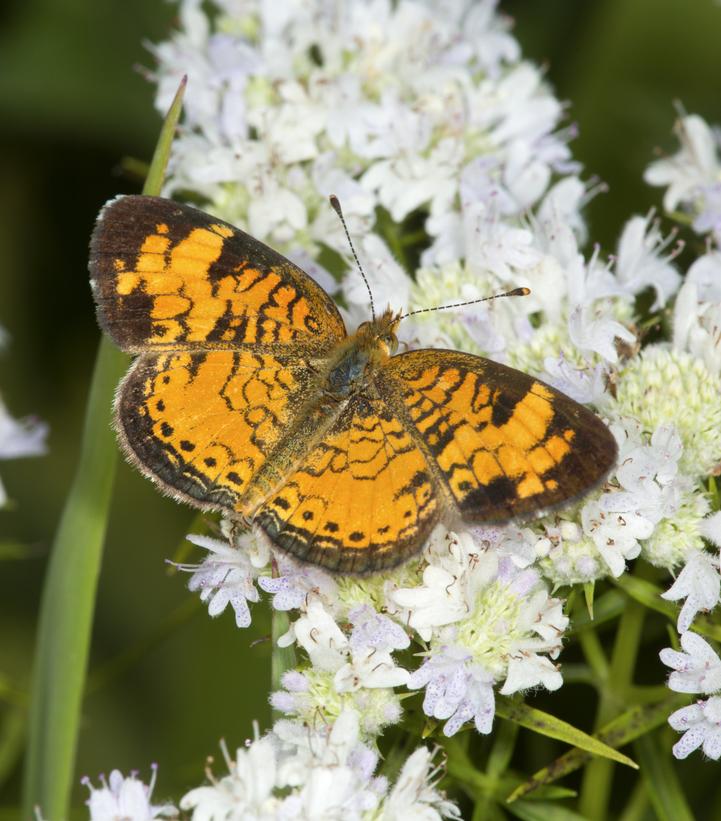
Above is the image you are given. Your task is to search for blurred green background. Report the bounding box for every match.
[0,0,720,816]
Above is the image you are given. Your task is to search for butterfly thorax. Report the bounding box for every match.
[325,308,400,399]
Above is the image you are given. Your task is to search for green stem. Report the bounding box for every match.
[22,77,186,821]
[578,563,649,820]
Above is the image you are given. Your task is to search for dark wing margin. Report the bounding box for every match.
[89,195,346,353]
[380,348,617,523]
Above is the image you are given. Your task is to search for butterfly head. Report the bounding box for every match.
[355,308,401,360]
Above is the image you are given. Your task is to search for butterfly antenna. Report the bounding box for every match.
[400,287,530,320]
[330,194,376,322]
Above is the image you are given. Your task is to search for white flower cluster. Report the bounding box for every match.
[112,0,721,806]
[83,765,177,821]
[0,325,47,506]
[84,714,458,821]
[647,111,721,761]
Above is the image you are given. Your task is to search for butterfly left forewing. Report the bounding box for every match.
[379,348,617,523]
[90,195,347,354]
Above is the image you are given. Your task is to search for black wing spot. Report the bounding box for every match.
[204,457,217,467]
[349,531,365,542]
[180,440,195,452]
[490,393,519,427]
[324,521,339,533]
[302,510,314,521]
[160,422,173,437]
[227,471,242,485]
[274,496,291,510]
[156,400,165,411]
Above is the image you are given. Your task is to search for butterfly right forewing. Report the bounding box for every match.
[378,348,617,524]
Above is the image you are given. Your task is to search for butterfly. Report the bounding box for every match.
[89,195,617,574]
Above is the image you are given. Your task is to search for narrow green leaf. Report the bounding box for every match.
[497,697,637,772]
[583,580,595,619]
[507,800,588,821]
[634,733,694,821]
[22,78,186,821]
[614,574,721,642]
[0,541,40,560]
[142,75,186,197]
[508,694,687,801]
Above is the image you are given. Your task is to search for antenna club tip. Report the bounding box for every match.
[329,194,341,215]
[510,287,531,297]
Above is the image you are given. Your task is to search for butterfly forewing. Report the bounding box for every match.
[90,196,346,353]
[379,349,617,523]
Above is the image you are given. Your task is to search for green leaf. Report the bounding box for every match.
[507,800,588,821]
[497,697,637,774]
[634,733,694,821]
[22,77,186,821]
[0,540,41,560]
[583,580,595,619]
[508,694,687,801]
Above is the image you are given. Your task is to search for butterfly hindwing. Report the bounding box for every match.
[116,349,322,512]
[90,195,347,353]
[253,391,441,573]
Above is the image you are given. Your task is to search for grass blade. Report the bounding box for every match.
[22,77,186,820]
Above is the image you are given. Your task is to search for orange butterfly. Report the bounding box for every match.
[90,196,616,573]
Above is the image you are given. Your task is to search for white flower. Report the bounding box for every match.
[83,765,177,820]
[181,734,280,818]
[176,533,266,628]
[644,114,721,212]
[667,697,721,760]
[284,598,348,671]
[380,747,461,820]
[541,355,608,405]
[271,666,404,737]
[672,276,721,377]
[258,553,339,613]
[398,529,568,735]
[694,181,721,245]
[580,500,647,578]
[701,512,721,547]
[662,550,720,632]
[408,645,496,736]
[0,396,48,507]
[660,631,721,694]
[613,214,681,309]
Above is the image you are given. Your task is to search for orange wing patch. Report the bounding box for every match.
[254,399,439,573]
[90,195,346,353]
[383,349,615,522]
[116,349,316,511]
